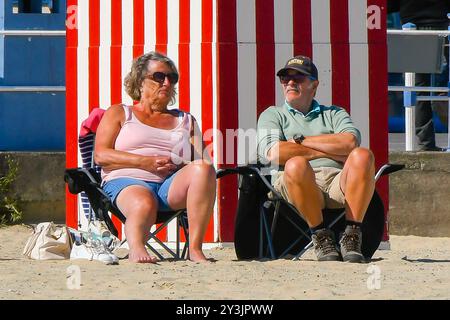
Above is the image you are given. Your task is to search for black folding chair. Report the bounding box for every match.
[65,167,190,260]
[218,163,404,261]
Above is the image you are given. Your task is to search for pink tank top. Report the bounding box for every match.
[101,105,193,183]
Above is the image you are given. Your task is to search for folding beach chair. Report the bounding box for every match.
[64,108,189,260]
[218,163,404,261]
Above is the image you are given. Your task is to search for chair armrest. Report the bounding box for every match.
[375,163,405,181]
[216,165,285,201]
[64,168,102,194]
[216,166,260,179]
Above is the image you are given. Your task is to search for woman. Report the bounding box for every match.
[94,51,216,263]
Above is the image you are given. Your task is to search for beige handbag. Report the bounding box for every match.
[23,222,73,260]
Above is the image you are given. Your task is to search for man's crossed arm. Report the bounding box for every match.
[267,132,357,165]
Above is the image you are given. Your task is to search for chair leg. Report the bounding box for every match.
[181,243,189,260]
[145,242,165,260]
[115,237,165,260]
[291,241,314,261]
[328,211,346,230]
[265,200,280,258]
[260,204,276,259]
[280,231,309,258]
[259,203,264,259]
[147,231,178,260]
[115,229,169,260]
[277,214,312,258]
[145,214,184,260]
[176,216,180,259]
[179,215,189,259]
[269,202,281,257]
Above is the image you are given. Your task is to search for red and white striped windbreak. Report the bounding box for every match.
[66,0,389,244]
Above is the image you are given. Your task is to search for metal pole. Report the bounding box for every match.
[388,86,449,92]
[403,23,417,151]
[0,30,66,36]
[0,86,65,92]
[387,30,450,36]
[405,72,416,151]
[416,96,450,102]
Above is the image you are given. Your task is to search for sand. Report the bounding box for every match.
[0,224,449,300]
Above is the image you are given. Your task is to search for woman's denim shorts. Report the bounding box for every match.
[102,174,177,212]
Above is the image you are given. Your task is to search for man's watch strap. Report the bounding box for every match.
[293,134,305,144]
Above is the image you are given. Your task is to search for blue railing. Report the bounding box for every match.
[387,20,450,152]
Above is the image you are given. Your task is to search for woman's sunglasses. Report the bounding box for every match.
[146,72,179,85]
[279,74,315,84]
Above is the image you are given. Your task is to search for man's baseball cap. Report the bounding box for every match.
[276,55,318,80]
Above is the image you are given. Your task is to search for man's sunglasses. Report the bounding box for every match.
[146,72,179,84]
[279,74,315,84]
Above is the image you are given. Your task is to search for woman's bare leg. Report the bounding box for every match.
[166,161,216,262]
[116,185,159,263]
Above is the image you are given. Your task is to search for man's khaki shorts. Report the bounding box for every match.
[271,167,346,209]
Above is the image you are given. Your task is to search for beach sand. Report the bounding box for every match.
[0,224,449,300]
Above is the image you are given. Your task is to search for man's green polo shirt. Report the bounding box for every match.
[257,99,361,169]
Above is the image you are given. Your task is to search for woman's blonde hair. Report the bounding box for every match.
[124,51,178,104]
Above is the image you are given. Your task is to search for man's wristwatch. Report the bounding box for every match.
[293,134,305,144]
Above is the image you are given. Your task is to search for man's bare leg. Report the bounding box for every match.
[283,156,324,227]
[284,156,341,261]
[340,147,375,222]
[339,147,375,262]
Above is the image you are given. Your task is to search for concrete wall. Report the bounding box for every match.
[389,152,450,237]
[1,152,449,237]
[0,152,65,223]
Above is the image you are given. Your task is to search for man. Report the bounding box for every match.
[388,0,449,151]
[257,56,375,263]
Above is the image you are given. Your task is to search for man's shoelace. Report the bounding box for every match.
[341,232,361,252]
[315,234,336,254]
